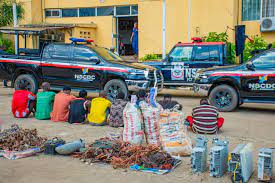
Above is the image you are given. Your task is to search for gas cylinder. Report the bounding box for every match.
[55,139,85,155]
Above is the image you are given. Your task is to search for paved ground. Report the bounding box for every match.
[0,87,275,183]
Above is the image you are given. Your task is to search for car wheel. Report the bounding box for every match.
[14,74,38,94]
[104,79,128,102]
[209,84,238,112]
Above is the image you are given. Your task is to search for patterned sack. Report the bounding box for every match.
[158,111,192,156]
[123,102,144,145]
[109,99,128,127]
[141,103,162,146]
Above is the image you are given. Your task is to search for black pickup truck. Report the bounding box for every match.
[0,39,163,99]
[144,39,231,87]
[193,49,275,111]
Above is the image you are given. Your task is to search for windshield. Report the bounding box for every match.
[169,46,193,62]
[88,45,124,61]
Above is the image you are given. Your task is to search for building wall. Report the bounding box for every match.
[18,0,275,57]
[18,0,32,25]
[190,0,238,41]
[138,0,238,57]
[238,0,275,43]
[45,17,113,48]
[243,21,275,43]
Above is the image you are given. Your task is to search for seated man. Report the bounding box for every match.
[68,90,90,124]
[109,92,128,128]
[12,83,36,118]
[158,94,182,110]
[50,86,76,122]
[186,98,224,134]
[136,90,148,108]
[35,82,56,120]
[88,91,111,126]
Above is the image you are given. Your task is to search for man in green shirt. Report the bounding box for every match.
[35,82,56,120]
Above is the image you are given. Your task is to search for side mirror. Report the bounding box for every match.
[89,57,100,64]
[246,62,255,71]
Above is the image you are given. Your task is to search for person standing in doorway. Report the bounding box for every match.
[130,22,138,58]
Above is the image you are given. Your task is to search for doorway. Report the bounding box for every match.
[117,16,138,56]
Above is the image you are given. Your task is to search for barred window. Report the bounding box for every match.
[97,7,114,16]
[62,9,78,17]
[262,0,275,18]
[79,8,95,17]
[45,9,61,17]
[242,0,261,21]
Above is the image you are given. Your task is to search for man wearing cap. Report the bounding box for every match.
[50,86,76,122]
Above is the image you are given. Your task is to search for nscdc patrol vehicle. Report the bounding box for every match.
[194,49,275,111]
[0,38,163,100]
[144,37,230,87]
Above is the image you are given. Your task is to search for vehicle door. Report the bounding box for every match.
[241,50,275,100]
[163,46,194,85]
[69,45,102,90]
[42,44,74,87]
[187,45,222,83]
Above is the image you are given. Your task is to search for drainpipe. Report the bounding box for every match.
[13,3,19,55]
[187,0,192,42]
[162,0,166,59]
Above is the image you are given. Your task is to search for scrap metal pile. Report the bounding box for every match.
[0,124,47,151]
[74,137,175,169]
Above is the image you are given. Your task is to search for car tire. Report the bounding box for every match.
[104,79,128,101]
[209,84,238,112]
[14,74,38,94]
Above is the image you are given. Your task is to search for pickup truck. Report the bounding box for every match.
[0,38,163,100]
[144,39,230,87]
[193,49,275,111]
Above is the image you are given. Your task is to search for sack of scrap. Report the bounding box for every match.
[158,110,192,156]
[123,102,144,145]
[141,103,162,146]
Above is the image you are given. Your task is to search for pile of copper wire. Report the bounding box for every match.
[0,124,47,151]
[75,137,174,169]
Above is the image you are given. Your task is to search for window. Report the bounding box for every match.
[253,51,275,68]
[116,6,130,15]
[262,0,275,18]
[131,5,138,15]
[194,46,209,61]
[97,7,114,16]
[209,46,220,61]
[169,47,193,62]
[43,45,54,59]
[51,45,71,60]
[79,8,95,17]
[242,0,261,21]
[80,31,91,39]
[62,9,78,17]
[45,9,61,17]
[73,46,97,62]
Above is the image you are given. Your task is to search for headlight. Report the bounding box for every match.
[200,74,209,79]
[129,69,147,79]
[195,73,209,82]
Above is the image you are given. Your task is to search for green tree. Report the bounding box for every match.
[0,0,24,27]
[202,32,229,42]
[0,0,24,54]
[243,36,268,62]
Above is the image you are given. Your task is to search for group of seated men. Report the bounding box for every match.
[11,82,224,133]
[12,82,114,126]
